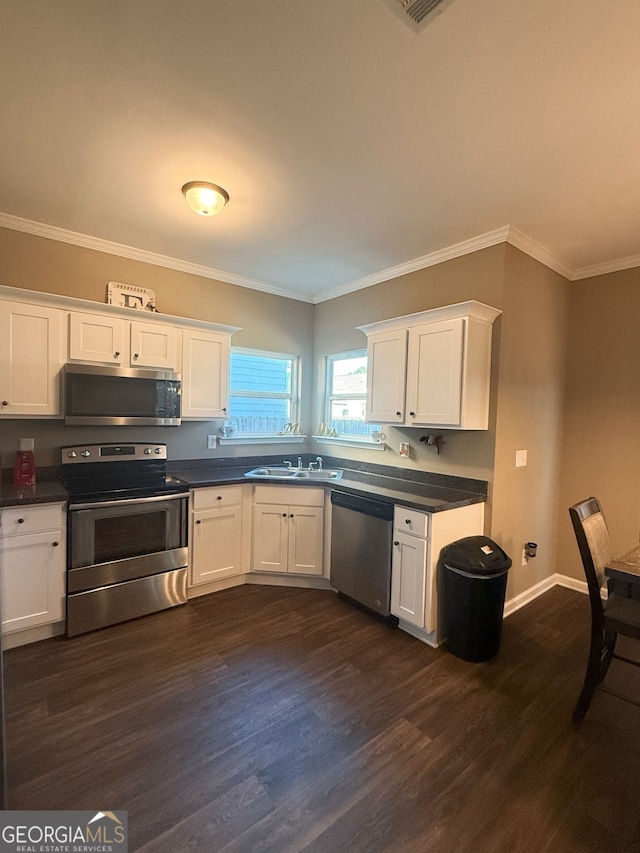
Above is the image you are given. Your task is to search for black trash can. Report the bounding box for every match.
[439,536,512,662]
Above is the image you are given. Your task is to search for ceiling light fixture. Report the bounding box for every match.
[181,181,229,216]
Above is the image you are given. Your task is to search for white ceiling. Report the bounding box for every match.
[1,0,639,303]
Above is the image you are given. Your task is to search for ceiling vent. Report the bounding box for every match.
[381,0,456,34]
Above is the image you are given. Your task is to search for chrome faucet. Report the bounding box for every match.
[315,456,323,470]
[297,456,303,470]
[283,460,293,469]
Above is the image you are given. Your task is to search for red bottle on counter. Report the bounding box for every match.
[14,448,36,486]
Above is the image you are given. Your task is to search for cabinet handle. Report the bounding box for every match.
[289,513,294,518]
[217,495,222,500]
[196,519,202,524]
[52,541,59,547]
[222,407,227,413]
[133,353,139,359]
[409,411,415,417]
[17,518,25,524]
[114,351,120,357]
[396,411,401,417]
[1,401,7,407]
[282,513,287,517]
[394,541,399,546]
[405,519,411,525]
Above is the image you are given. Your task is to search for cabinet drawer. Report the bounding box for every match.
[1,503,64,537]
[394,506,430,538]
[192,485,244,509]
[253,485,325,507]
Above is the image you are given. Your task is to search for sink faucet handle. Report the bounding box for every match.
[297,456,303,470]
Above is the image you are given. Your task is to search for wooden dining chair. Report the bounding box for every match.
[569,497,640,722]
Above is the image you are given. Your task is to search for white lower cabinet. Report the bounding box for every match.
[391,501,484,644]
[252,486,324,576]
[190,485,247,585]
[0,503,66,634]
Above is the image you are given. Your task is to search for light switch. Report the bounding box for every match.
[515,449,527,467]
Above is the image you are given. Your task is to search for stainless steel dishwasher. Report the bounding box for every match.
[330,490,396,620]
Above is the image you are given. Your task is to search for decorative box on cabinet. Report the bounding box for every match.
[252,485,324,576]
[0,503,66,639]
[358,300,501,430]
[391,501,484,646]
[0,301,65,417]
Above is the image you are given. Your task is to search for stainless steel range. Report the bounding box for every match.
[61,443,189,637]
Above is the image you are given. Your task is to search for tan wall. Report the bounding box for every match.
[311,244,506,484]
[0,227,315,466]
[557,267,640,582]
[491,246,569,598]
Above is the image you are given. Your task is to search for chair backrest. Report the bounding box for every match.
[569,497,613,628]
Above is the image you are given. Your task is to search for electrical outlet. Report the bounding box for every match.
[20,438,35,452]
[515,449,527,467]
[521,548,528,567]
[207,435,217,449]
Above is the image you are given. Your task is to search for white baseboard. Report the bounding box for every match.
[504,572,588,618]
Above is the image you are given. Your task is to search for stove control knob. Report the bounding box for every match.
[154,447,163,454]
[81,450,91,458]
[67,451,77,458]
[144,448,153,455]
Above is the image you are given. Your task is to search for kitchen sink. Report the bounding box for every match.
[290,469,342,480]
[245,466,342,481]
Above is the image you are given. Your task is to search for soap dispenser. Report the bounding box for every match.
[14,438,36,486]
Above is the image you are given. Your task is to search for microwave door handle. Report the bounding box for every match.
[71,492,189,511]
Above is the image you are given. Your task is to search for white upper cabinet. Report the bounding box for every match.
[130,320,179,370]
[181,329,231,420]
[358,301,501,430]
[69,312,125,365]
[0,301,65,417]
[69,312,180,370]
[366,328,408,424]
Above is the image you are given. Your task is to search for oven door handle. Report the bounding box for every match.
[70,492,189,511]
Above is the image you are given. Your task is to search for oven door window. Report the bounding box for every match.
[70,498,186,569]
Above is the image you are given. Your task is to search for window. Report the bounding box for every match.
[228,348,299,435]
[325,351,379,439]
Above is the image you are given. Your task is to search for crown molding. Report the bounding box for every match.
[0,211,314,304]
[313,226,511,303]
[2,210,639,302]
[505,226,574,280]
[571,252,640,281]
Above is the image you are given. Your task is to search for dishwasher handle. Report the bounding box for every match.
[330,489,394,521]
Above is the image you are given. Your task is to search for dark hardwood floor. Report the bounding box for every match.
[5,584,640,852]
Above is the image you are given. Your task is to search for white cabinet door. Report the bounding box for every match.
[69,312,125,365]
[391,530,427,628]
[0,530,65,633]
[181,329,230,419]
[130,321,180,370]
[252,504,289,572]
[288,506,324,576]
[366,329,407,424]
[191,505,243,584]
[0,301,64,417]
[406,318,464,427]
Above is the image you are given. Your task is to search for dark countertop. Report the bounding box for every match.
[0,480,68,508]
[0,459,487,514]
[170,465,486,513]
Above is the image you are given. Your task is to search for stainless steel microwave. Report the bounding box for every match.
[64,363,181,426]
